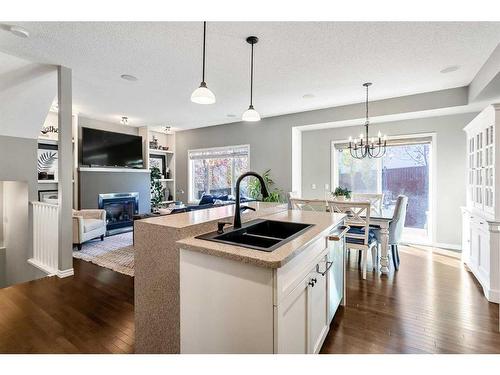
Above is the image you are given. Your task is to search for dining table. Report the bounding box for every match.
[362,213,393,274]
[293,198,394,275]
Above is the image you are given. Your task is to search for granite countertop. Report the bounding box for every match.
[177,210,345,268]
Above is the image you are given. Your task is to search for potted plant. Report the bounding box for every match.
[332,186,351,200]
[150,166,166,213]
[247,169,284,203]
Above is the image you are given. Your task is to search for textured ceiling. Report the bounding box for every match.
[0,22,499,129]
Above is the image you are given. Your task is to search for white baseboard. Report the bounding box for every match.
[432,242,462,251]
[57,268,74,278]
[27,258,57,276]
[403,241,462,251]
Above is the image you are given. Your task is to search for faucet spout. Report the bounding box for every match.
[233,171,269,229]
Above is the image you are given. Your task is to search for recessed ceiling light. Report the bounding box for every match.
[440,65,460,74]
[302,94,315,99]
[9,25,30,38]
[121,74,138,81]
[226,114,236,118]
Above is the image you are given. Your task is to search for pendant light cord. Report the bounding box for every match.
[202,21,206,83]
[365,84,369,124]
[250,42,254,106]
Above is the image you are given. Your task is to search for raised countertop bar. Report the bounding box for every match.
[138,201,287,229]
[134,201,288,354]
[177,209,345,268]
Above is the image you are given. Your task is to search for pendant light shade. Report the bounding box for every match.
[242,36,260,122]
[191,82,216,104]
[191,22,216,104]
[242,105,261,122]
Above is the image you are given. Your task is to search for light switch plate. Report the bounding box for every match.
[311,184,316,190]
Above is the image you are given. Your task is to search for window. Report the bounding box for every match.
[188,145,250,202]
[333,136,432,243]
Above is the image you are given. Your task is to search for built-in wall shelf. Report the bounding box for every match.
[38,180,58,184]
[156,178,174,182]
[37,138,58,145]
[78,167,150,173]
[149,148,174,155]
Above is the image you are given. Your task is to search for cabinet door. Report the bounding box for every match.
[470,224,480,267]
[327,239,344,323]
[275,275,310,354]
[462,213,471,263]
[477,226,490,277]
[308,256,329,354]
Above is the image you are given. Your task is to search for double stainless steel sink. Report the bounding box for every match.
[196,219,314,252]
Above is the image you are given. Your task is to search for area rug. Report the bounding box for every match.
[73,232,134,276]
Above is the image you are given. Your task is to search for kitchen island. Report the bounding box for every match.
[134,202,346,354]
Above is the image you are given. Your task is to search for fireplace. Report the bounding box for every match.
[98,192,139,231]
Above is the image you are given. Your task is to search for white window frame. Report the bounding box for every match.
[331,132,436,245]
[187,144,251,204]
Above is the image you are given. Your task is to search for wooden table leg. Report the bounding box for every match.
[379,225,390,275]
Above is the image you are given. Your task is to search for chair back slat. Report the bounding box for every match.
[289,197,327,212]
[351,193,383,216]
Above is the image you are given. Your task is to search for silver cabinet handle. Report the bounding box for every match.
[316,261,333,276]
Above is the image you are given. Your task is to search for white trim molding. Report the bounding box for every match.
[57,268,74,278]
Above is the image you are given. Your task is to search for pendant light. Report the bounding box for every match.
[242,36,261,122]
[345,83,387,159]
[191,22,216,104]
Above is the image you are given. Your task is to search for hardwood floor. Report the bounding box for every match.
[0,259,134,353]
[0,245,498,353]
[321,245,500,353]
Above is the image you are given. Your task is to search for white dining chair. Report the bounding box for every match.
[288,196,328,212]
[328,200,378,279]
[351,193,384,216]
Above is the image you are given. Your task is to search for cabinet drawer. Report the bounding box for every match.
[471,215,489,233]
[274,236,328,305]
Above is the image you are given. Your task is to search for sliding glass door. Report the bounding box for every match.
[333,137,432,244]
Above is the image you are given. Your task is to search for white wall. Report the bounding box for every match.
[301,112,478,247]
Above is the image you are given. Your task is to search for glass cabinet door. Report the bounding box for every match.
[484,125,495,212]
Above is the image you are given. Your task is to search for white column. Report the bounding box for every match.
[57,66,74,277]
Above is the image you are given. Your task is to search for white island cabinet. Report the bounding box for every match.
[179,223,346,354]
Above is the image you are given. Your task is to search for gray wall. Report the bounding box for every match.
[78,116,139,136]
[77,116,150,213]
[175,110,476,247]
[0,136,45,285]
[2,181,42,285]
[176,87,469,203]
[79,171,151,214]
[0,181,3,246]
[176,118,293,203]
[301,113,478,246]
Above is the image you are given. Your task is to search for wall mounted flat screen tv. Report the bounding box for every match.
[81,127,144,168]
